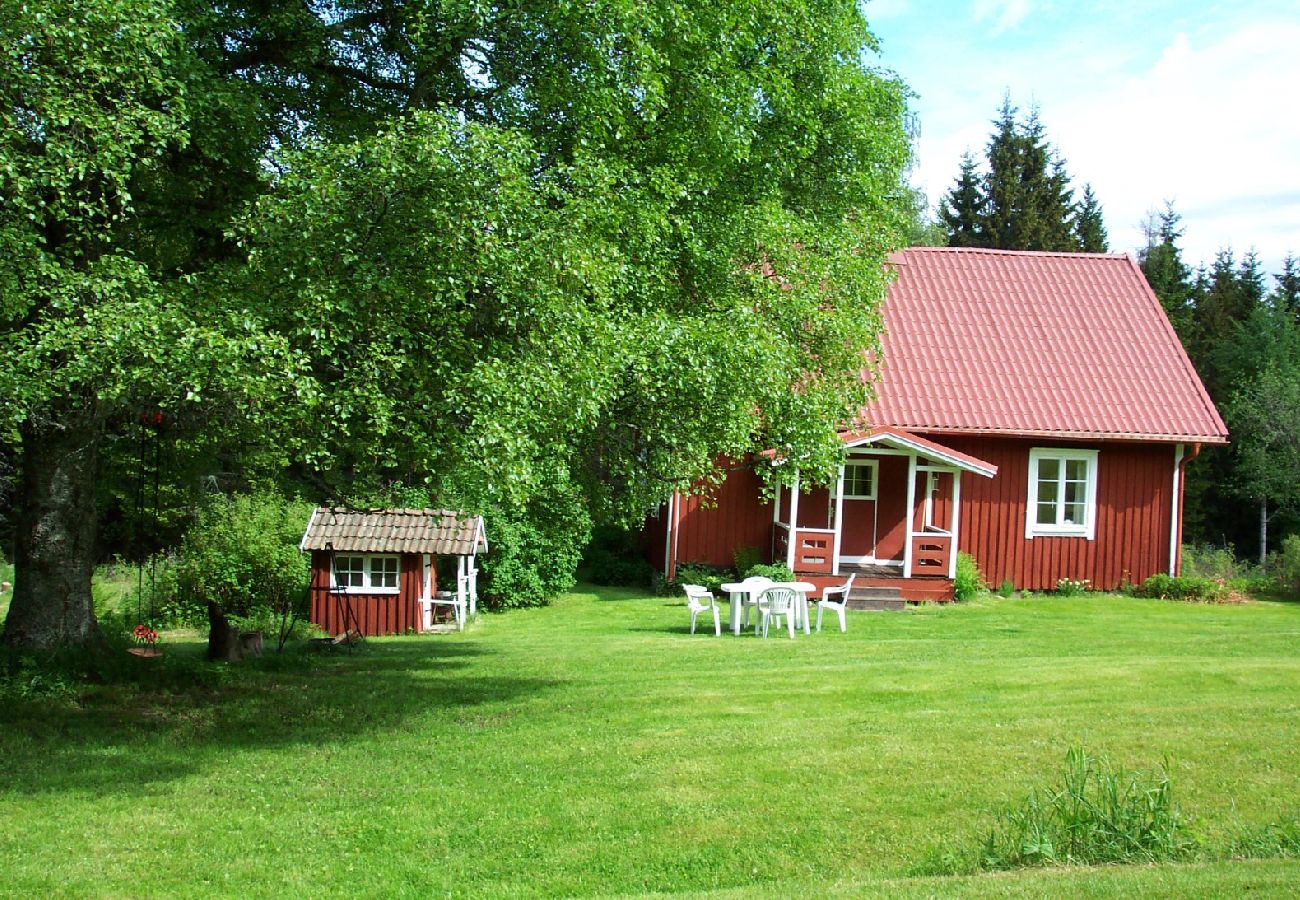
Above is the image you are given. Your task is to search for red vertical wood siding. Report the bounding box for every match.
[933,436,1175,591]
[309,550,424,636]
[671,462,773,570]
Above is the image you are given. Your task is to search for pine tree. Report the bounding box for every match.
[1274,254,1300,319]
[1074,184,1108,252]
[981,97,1023,249]
[938,153,986,247]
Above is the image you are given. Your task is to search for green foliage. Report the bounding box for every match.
[927,747,1191,874]
[953,552,987,600]
[480,489,591,610]
[939,98,1100,252]
[997,578,1016,598]
[732,546,764,576]
[580,526,655,588]
[743,563,796,582]
[670,563,732,597]
[173,492,311,621]
[1273,535,1300,598]
[1135,573,1230,603]
[1226,817,1300,859]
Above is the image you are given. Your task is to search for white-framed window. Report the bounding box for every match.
[842,460,878,500]
[1026,448,1099,539]
[331,554,401,593]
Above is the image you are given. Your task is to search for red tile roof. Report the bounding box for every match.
[865,248,1228,443]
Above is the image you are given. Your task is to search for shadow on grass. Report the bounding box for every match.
[0,637,561,797]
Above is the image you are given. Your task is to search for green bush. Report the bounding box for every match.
[670,562,732,596]
[1273,535,1300,599]
[174,491,312,622]
[480,489,591,610]
[580,525,655,588]
[1135,572,1230,603]
[1182,543,1244,582]
[953,552,987,600]
[743,562,795,582]
[732,546,763,576]
[997,578,1015,598]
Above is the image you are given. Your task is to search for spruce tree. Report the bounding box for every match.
[938,153,986,247]
[1074,184,1108,252]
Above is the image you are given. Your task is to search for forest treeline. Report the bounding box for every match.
[938,102,1300,560]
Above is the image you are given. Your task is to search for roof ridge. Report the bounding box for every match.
[899,246,1130,260]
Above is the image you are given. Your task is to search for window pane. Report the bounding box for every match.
[1063,501,1085,525]
[1037,480,1058,505]
[1037,501,1057,525]
[336,556,364,588]
[1038,458,1060,482]
[373,557,399,589]
[1065,458,1088,481]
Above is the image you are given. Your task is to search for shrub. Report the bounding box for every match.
[743,562,795,582]
[174,491,312,624]
[953,552,987,600]
[1273,535,1300,599]
[1135,573,1230,603]
[1182,543,1244,582]
[732,546,763,576]
[997,578,1015,598]
[480,489,591,610]
[580,525,655,588]
[671,562,732,596]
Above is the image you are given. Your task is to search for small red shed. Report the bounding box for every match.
[648,248,1229,599]
[300,507,487,636]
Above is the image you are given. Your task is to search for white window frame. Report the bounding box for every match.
[842,459,879,500]
[1026,448,1099,540]
[331,553,401,594]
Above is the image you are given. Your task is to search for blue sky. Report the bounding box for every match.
[867,1,1300,276]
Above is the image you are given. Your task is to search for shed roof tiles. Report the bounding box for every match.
[866,247,1228,443]
[300,508,487,556]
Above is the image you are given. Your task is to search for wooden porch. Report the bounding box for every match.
[792,564,954,606]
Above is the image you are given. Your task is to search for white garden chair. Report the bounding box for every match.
[683,585,721,636]
[755,585,798,639]
[816,573,856,633]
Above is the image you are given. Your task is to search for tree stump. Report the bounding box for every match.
[207,602,243,663]
[239,630,264,658]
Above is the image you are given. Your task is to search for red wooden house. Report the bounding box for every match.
[648,248,1228,600]
[300,508,487,636]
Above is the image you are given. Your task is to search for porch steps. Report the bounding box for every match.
[847,585,907,612]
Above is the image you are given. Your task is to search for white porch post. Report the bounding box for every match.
[786,470,801,570]
[832,464,846,576]
[903,454,917,578]
[421,553,432,632]
[467,553,478,618]
[948,471,963,579]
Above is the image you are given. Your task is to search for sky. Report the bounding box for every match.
[867,0,1300,278]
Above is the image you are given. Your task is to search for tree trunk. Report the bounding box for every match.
[207,602,243,663]
[1,417,106,653]
[1260,497,1269,566]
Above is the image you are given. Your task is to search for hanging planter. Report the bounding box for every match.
[127,623,163,659]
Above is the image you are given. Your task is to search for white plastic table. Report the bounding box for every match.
[720,580,816,635]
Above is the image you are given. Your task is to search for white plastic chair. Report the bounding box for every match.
[683,585,721,636]
[816,574,856,633]
[756,586,797,639]
[425,590,467,631]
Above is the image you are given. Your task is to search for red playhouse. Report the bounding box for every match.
[300,507,487,636]
[647,247,1228,602]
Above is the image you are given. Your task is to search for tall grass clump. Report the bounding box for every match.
[924,746,1192,874]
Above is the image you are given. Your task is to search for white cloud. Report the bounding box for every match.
[912,18,1300,272]
[973,0,1034,34]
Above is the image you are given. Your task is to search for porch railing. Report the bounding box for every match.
[908,531,952,577]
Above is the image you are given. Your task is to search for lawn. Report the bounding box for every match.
[2,588,1299,896]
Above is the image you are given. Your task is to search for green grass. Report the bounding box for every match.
[2,589,1300,896]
